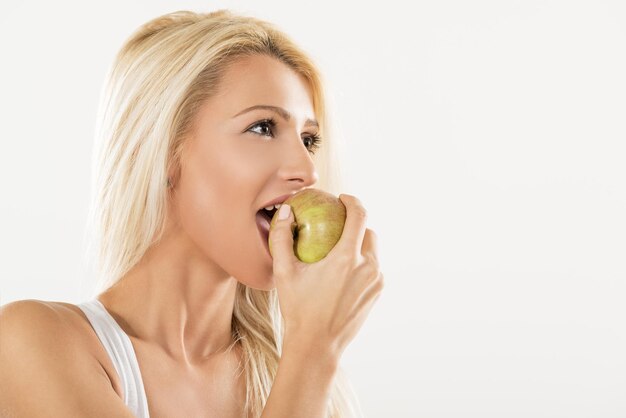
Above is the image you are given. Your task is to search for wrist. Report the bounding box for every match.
[281,333,340,374]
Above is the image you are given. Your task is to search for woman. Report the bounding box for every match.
[0,9,384,418]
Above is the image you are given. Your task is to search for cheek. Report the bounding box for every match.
[173,149,277,288]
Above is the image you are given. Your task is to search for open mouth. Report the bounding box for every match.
[259,206,278,220]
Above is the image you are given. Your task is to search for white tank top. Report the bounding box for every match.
[77,299,150,418]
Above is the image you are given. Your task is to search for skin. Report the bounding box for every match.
[96,53,320,372]
[0,52,382,418]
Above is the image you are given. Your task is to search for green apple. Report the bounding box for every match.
[268,188,347,263]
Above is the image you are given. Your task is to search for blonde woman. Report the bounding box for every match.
[0,9,384,418]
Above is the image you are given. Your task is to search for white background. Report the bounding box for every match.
[1,1,625,417]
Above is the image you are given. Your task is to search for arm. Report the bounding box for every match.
[0,300,137,418]
[260,336,340,418]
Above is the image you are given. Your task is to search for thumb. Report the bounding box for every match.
[268,204,298,271]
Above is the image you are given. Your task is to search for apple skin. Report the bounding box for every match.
[268,188,347,263]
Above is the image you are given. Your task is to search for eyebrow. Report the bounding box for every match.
[233,105,319,128]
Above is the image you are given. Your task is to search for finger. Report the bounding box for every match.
[360,228,378,265]
[333,194,368,260]
[268,204,298,275]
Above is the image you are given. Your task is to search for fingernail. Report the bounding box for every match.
[278,204,291,220]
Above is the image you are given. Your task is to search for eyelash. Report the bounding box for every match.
[247,117,322,155]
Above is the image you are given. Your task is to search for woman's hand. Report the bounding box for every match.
[269,193,384,361]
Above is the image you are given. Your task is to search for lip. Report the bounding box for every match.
[258,193,296,211]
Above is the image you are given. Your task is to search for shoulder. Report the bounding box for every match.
[0,300,134,417]
[0,299,88,337]
[0,299,94,380]
[0,299,64,331]
[0,300,97,365]
[0,299,118,388]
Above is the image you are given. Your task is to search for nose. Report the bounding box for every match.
[278,135,319,188]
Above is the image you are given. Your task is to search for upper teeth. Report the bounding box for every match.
[263,203,282,211]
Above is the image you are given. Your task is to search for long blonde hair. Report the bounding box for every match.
[81,9,362,418]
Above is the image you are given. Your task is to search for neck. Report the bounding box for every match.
[96,236,239,367]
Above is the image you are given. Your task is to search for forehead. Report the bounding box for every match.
[211,54,315,116]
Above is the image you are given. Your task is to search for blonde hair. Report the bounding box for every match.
[81,9,362,418]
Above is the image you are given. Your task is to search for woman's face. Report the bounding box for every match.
[170,53,320,290]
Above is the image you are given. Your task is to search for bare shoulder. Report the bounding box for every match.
[0,298,76,318]
[0,299,99,362]
[0,299,69,332]
[0,299,133,417]
[0,299,118,384]
[0,299,94,342]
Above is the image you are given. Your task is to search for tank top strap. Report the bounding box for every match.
[76,299,150,418]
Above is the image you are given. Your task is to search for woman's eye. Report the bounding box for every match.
[247,119,275,137]
[247,118,322,155]
[303,134,322,155]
